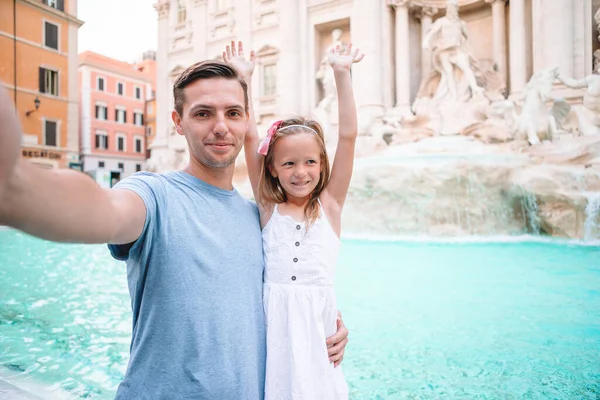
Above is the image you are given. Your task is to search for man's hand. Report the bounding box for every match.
[325,311,349,368]
[223,40,255,81]
[0,85,22,205]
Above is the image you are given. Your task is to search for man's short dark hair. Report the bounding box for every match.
[173,60,249,117]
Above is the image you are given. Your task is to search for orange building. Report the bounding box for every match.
[136,51,157,159]
[0,0,83,169]
[145,96,156,159]
[79,51,155,182]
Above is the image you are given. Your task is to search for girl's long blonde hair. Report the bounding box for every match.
[258,117,331,227]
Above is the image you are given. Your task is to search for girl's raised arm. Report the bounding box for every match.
[324,44,364,208]
[223,41,262,204]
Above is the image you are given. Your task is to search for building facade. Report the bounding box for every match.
[0,0,83,169]
[149,0,595,171]
[78,51,155,181]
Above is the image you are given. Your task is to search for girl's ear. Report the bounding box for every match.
[268,164,277,178]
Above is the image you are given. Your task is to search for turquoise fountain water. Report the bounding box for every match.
[1,230,599,399]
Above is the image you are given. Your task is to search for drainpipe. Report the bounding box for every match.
[13,0,17,105]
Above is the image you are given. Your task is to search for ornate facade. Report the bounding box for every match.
[149,0,595,171]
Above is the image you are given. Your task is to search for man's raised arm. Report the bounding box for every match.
[0,85,146,245]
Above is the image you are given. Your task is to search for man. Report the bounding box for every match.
[0,57,348,399]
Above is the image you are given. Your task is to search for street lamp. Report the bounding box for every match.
[26,97,41,117]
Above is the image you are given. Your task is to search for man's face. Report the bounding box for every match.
[172,78,247,169]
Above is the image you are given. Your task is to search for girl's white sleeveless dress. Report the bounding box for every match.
[262,202,348,399]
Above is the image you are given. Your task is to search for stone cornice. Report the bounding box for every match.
[20,0,84,27]
[387,0,411,7]
[416,5,439,18]
[153,1,170,19]
[484,0,507,4]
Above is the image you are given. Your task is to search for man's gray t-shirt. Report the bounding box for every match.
[108,171,265,399]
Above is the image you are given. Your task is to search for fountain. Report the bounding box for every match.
[152,0,600,242]
[338,1,600,241]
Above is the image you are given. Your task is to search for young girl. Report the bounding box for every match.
[224,41,363,399]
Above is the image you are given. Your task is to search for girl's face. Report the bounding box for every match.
[270,133,323,202]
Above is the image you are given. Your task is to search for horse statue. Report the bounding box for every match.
[516,68,570,145]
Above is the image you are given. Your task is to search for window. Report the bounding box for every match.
[134,112,144,126]
[95,104,108,120]
[95,132,108,149]
[177,2,187,23]
[135,86,142,100]
[97,77,105,91]
[44,0,64,11]
[262,64,277,96]
[118,163,124,170]
[117,82,124,96]
[116,108,126,124]
[98,161,105,168]
[136,164,142,172]
[44,22,58,50]
[45,120,57,146]
[146,126,152,137]
[117,136,125,152]
[135,138,143,153]
[39,67,59,96]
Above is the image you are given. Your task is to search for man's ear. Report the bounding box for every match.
[171,110,184,135]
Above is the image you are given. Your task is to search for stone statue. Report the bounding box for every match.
[421,0,483,101]
[316,29,345,115]
[556,69,600,136]
[314,29,347,138]
[516,68,570,145]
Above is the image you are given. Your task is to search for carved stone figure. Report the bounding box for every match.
[316,29,345,117]
[557,69,600,136]
[516,68,570,145]
[421,0,483,101]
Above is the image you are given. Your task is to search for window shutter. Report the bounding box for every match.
[95,134,100,148]
[103,107,108,120]
[124,111,127,124]
[140,114,144,125]
[45,23,58,50]
[115,109,119,122]
[95,105,99,119]
[39,68,46,93]
[45,121,57,146]
[57,0,64,11]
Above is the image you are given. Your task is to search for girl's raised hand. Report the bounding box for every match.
[327,43,364,72]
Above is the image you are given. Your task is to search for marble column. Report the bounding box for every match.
[350,0,385,131]
[277,0,300,115]
[508,0,527,93]
[486,0,507,85]
[151,1,170,154]
[533,0,573,77]
[388,0,412,114]
[191,0,208,61]
[418,6,437,77]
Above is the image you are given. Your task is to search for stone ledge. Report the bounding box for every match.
[0,378,44,400]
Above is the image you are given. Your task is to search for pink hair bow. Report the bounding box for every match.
[257,120,282,155]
